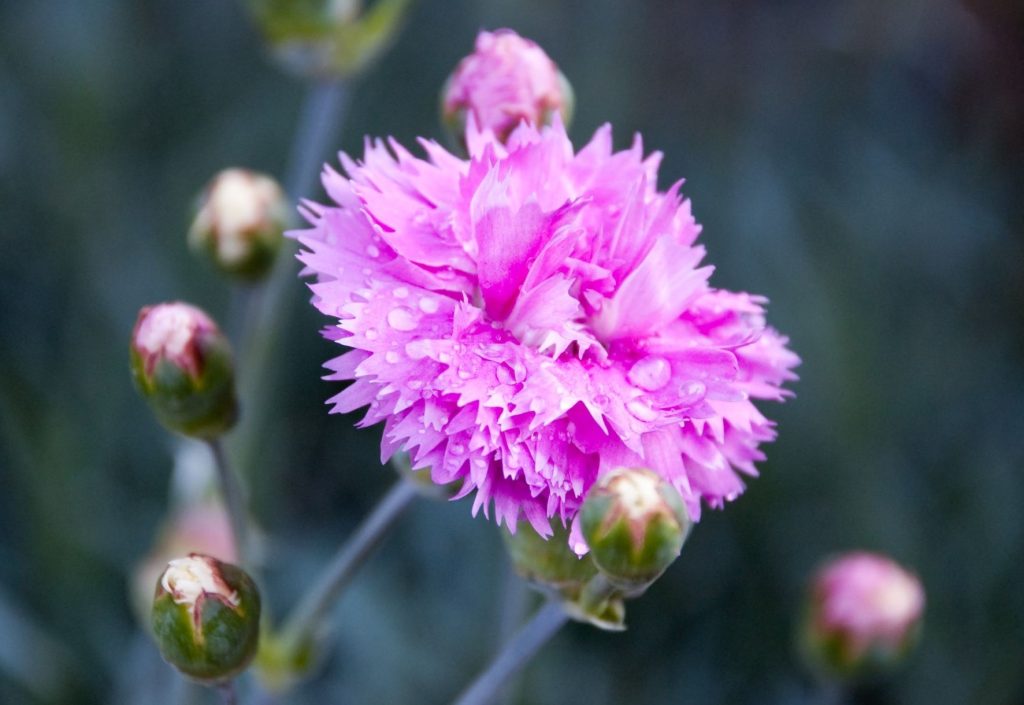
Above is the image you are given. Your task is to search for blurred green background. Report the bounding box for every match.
[1,0,1022,703]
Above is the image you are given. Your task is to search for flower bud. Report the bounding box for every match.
[800,552,925,681]
[152,554,261,683]
[189,168,288,281]
[130,303,238,438]
[441,29,573,143]
[579,468,690,590]
[244,0,410,78]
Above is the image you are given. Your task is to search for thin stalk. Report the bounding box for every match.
[279,480,418,649]
[494,560,530,705]
[207,439,249,564]
[453,600,569,705]
[217,682,238,705]
[230,79,350,481]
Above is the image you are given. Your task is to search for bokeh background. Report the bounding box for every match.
[1,0,1022,703]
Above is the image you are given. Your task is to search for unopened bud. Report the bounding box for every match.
[152,554,261,683]
[800,552,925,681]
[189,168,288,281]
[441,29,573,144]
[244,0,410,78]
[130,302,238,438]
[579,468,690,590]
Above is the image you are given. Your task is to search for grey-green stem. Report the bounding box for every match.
[279,479,418,650]
[452,600,569,705]
[217,681,238,705]
[230,79,350,482]
[207,438,249,565]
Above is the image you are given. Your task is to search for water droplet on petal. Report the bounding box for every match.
[405,341,428,359]
[364,328,378,340]
[627,355,672,391]
[394,286,409,299]
[457,368,474,380]
[366,244,380,258]
[385,350,401,364]
[386,306,419,331]
[418,297,439,314]
[626,398,660,422]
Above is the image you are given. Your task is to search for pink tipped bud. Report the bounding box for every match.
[801,552,925,681]
[441,29,573,143]
[130,302,238,438]
[189,168,288,281]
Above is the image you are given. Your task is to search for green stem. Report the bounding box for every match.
[278,480,418,650]
[207,438,249,565]
[453,600,569,705]
[230,78,350,486]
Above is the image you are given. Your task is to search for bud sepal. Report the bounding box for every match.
[152,554,261,684]
[502,523,626,631]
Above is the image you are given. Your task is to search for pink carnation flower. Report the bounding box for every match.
[442,29,568,140]
[295,118,798,551]
[809,552,925,666]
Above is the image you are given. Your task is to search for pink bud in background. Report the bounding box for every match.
[442,29,572,142]
[131,501,239,629]
[802,552,925,680]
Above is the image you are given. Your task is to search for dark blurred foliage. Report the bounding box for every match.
[1,1,1022,704]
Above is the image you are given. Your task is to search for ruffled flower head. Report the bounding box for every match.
[296,118,798,552]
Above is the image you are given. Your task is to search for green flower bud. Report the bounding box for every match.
[580,467,690,590]
[130,302,238,438]
[152,554,261,683]
[189,169,288,282]
[244,0,410,79]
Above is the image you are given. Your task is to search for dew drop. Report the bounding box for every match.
[683,381,706,398]
[418,296,439,314]
[364,328,379,340]
[627,355,671,392]
[626,399,660,422]
[393,286,409,299]
[386,306,419,331]
[385,350,401,364]
[365,244,380,258]
[457,368,474,380]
